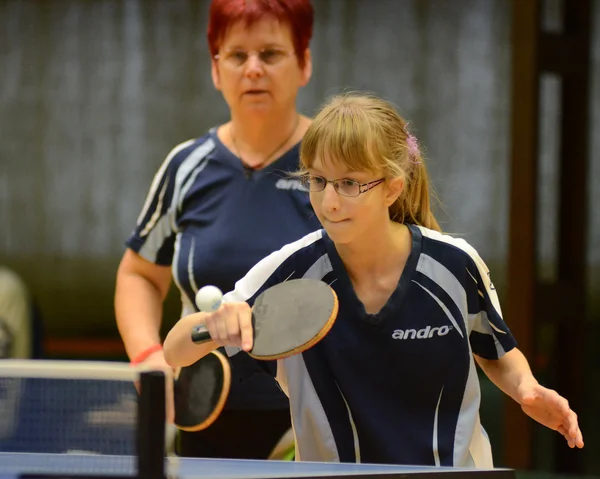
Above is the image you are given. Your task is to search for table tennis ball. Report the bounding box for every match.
[195,285,223,312]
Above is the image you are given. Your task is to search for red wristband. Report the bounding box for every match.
[130,344,163,365]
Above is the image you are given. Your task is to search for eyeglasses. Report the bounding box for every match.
[301,175,385,197]
[214,48,291,68]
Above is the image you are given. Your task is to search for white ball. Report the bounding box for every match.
[195,285,223,312]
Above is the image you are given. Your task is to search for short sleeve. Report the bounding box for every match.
[466,251,517,360]
[125,139,194,265]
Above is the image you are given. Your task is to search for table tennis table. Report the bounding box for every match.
[0,364,516,479]
[0,452,515,479]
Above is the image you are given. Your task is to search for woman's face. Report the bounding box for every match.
[212,17,312,118]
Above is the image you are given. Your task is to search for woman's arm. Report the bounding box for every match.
[115,249,172,360]
[114,249,177,422]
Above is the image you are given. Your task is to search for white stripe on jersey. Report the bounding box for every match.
[302,253,333,280]
[454,354,493,468]
[178,157,211,212]
[187,236,199,293]
[276,356,341,462]
[168,139,215,232]
[173,233,196,319]
[416,227,504,325]
[432,385,444,466]
[136,139,194,227]
[416,253,468,336]
[139,179,169,238]
[137,139,214,261]
[139,214,176,262]
[470,310,507,341]
[411,280,464,338]
[222,229,324,305]
[335,380,361,463]
[418,226,506,340]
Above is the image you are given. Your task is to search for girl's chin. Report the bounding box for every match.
[323,226,355,244]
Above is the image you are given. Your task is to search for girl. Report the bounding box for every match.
[163,92,583,467]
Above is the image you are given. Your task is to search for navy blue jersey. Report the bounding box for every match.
[126,129,321,409]
[222,225,517,466]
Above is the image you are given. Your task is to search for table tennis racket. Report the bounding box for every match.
[173,279,337,432]
[173,349,231,432]
[191,279,339,360]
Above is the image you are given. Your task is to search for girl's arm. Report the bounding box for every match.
[475,348,583,449]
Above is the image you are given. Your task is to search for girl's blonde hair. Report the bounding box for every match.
[299,92,441,232]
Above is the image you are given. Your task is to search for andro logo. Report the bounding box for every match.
[392,325,453,340]
[275,178,308,191]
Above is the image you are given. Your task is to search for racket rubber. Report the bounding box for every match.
[174,349,231,431]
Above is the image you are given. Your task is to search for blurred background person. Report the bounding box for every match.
[0,266,35,360]
[0,265,41,445]
[114,0,318,460]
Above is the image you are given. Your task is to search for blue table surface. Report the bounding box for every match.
[0,453,511,479]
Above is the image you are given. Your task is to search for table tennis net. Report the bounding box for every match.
[0,360,138,456]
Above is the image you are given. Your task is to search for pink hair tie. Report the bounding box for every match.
[407,133,421,164]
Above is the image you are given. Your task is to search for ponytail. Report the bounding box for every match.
[389,149,441,232]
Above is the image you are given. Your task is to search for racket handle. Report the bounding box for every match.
[191,325,212,344]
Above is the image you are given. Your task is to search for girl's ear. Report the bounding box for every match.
[384,177,404,207]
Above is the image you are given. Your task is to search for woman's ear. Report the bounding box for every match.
[299,49,312,87]
[211,60,222,91]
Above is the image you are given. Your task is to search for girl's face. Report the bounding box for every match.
[307,155,402,246]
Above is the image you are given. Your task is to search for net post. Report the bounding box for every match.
[137,370,166,479]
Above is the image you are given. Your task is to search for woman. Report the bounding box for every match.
[115,0,318,459]
[163,92,584,466]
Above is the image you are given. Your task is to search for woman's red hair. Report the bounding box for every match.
[207,0,314,68]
